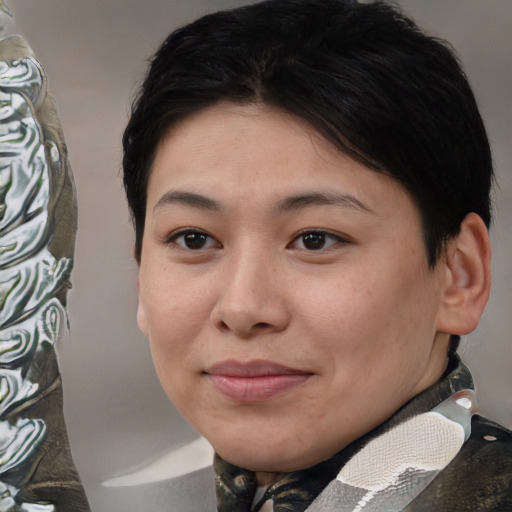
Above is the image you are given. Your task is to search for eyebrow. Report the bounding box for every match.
[153,190,373,216]
[154,191,223,213]
[275,192,374,214]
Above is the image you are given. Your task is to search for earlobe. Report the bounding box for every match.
[436,213,491,335]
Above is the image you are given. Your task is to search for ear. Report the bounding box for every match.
[436,213,491,335]
[136,274,149,337]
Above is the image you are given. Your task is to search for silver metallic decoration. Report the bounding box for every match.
[0,13,90,512]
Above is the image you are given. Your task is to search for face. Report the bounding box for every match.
[137,102,451,474]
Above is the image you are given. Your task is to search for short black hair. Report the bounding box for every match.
[123,0,493,268]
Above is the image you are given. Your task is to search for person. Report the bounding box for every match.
[122,0,512,510]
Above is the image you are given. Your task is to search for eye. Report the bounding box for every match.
[290,231,345,251]
[168,229,220,250]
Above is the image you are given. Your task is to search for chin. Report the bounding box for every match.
[219,450,293,473]
[210,430,332,473]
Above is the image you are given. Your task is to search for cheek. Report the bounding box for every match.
[298,261,435,359]
[144,287,208,407]
[296,270,383,342]
[140,273,213,365]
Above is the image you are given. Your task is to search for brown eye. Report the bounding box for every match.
[302,232,327,250]
[170,230,219,250]
[290,231,344,251]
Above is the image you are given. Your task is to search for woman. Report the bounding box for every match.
[122,0,511,510]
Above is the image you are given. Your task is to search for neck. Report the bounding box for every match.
[255,471,285,487]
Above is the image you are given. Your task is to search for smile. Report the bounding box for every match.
[205,360,312,403]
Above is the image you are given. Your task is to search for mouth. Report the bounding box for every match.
[204,360,313,403]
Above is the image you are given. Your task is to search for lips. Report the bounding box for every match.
[205,360,312,403]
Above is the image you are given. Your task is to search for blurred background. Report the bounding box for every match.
[4,1,511,510]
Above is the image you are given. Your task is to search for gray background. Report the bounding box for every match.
[4,1,511,510]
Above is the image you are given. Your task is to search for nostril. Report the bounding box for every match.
[211,299,291,336]
[254,322,272,330]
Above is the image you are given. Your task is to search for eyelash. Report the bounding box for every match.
[166,228,349,252]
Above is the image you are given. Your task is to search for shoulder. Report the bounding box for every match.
[457,416,512,490]
[406,415,512,512]
[467,415,512,458]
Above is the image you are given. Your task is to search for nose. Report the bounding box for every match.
[210,248,291,338]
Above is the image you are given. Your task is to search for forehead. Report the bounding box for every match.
[147,102,420,226]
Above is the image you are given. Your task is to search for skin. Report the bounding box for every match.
[137,102,488,485]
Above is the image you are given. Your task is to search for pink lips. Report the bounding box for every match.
[205,360,312,403]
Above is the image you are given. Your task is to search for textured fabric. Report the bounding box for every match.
[214,356,512,512]
[306,405,470,511]
[402,416,512,512]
